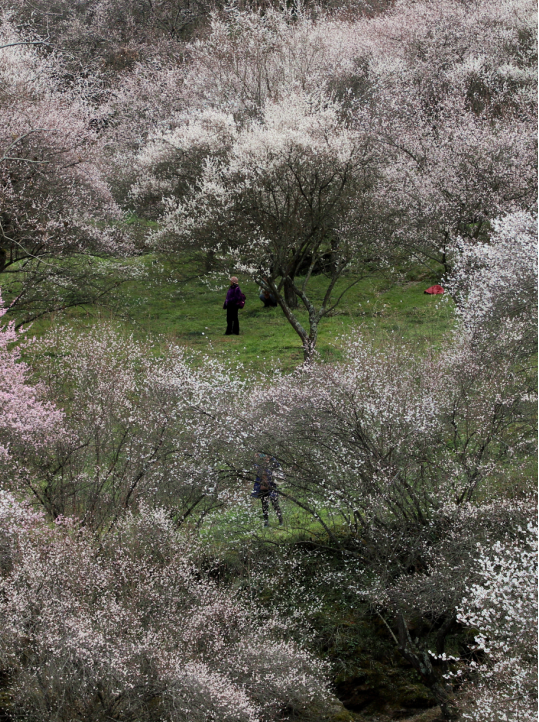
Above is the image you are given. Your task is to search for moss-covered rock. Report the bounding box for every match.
[291,697,360,721]
[329,709,359,722]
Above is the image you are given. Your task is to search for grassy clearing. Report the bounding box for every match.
[22,254,455,372]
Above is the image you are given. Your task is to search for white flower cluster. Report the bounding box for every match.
[458,523,538,722]
[447,211,538,359]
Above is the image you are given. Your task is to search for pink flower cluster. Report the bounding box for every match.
[0,294,63,461]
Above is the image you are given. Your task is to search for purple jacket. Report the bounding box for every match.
[223,284,243,309]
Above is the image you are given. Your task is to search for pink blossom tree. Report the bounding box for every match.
[0,293,63,463]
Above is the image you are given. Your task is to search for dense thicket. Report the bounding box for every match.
[0,496,329,721]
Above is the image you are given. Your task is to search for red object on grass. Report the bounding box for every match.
[424,285,444,294]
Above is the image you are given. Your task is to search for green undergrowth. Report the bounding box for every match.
[19,253,455,373]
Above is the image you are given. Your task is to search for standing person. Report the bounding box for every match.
[223,276,245,335]
[253,452,283,527]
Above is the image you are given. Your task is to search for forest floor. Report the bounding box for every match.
[336,707,443,722]
[352,708,443,722]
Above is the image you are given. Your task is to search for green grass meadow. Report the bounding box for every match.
[26,254,455,371]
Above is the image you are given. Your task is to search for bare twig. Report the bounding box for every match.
[0,41,52,51]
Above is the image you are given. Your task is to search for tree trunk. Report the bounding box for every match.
[267,278,311,358]
[284,277,297,308]
[397,614,459,720]
[266,276,321,362]
[302,339,315,362]
[441,249,450,276]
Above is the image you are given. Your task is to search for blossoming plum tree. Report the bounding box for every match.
[6,0,212,85]
[214,285,536,715]
[0,3,535,718]
[180,7,361,120]
[135,91,387,359]
[358,0,537,273]
[0,26,132,323]
[234,328,533,538]
[13,321,248,529]
[446,211,538,361]
[458,522,538,722]
[129,0,536,358]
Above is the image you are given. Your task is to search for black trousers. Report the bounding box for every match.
[261,493,283,524]
[225,305,239,335]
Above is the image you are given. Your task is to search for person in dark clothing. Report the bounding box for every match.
[223,276,244,335]
[253,452,283,526]
[259,288,278,307]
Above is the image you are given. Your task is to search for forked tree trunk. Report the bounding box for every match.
[266,276,322,362]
